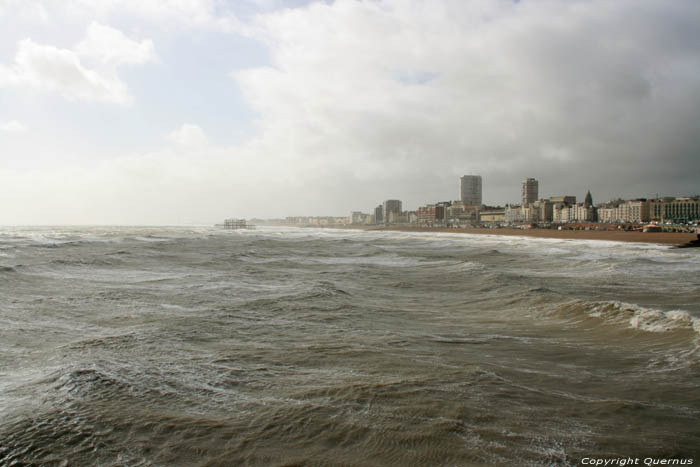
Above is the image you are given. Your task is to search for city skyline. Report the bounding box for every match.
[1,1,700,225]
[277,174,698,219]
[351,173,697,219]
[279,171,699,224]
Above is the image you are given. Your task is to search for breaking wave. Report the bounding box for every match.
[551,300,700,335]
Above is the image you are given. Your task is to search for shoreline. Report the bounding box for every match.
[323,225,699,246]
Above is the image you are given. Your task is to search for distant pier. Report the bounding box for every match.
[217,218,255,230]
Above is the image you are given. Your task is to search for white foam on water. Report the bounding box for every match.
[564,300,700,335]
[629,307,700,334]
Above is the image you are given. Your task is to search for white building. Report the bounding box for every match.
[505,205,524,224]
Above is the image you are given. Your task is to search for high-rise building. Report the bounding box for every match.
[460,175,482,206]
[522,178,539,205]
[383,200,402,223]
[374,204,384,224]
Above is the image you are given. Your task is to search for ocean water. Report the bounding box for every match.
[1,226,699,466]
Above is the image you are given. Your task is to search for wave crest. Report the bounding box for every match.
[554,300,700,335]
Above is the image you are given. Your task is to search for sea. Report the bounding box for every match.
[1,226,699,466]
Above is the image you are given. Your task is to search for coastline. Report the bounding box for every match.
[327,225,699,246]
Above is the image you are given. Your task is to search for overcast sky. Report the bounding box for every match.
[1,0,699,224]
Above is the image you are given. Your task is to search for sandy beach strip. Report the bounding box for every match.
[332,225,698,246]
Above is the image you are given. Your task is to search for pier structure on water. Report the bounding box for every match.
[219,218,255,230]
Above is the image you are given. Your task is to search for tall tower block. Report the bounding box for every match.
[521,178,538,205]
[460,175,482,206]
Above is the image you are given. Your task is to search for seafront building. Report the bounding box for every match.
[504,205,523,224]
[284,216,350,226]
[350,212,372,225]
[536,200,554,222]
[598,199,649,224]
[598,201,647,224]
[521,178,538,205]
[553,203,595,223]
[480,208,505,224]
[445,201,480,226]
[382,199,403,224]
[416,204,445,225]
[460,175,482,206]
[597,197,700,224]
[505,187,598,225]
[374,205,384,224]
[650,198,700,223]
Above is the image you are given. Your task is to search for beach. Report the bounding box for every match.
[340,225,699,245]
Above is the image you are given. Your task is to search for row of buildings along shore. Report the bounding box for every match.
[254,175,699,229]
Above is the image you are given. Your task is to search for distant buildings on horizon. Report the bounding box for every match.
[257,174,699,228]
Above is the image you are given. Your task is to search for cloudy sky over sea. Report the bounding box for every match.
[1,0,699,224]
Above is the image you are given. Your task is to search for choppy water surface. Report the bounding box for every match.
[1,226,699,466]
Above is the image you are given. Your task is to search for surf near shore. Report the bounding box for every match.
[331,224,699,246]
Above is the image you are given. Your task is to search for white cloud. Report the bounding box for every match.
[0,38,131,104]
[76,21,157,66]
[0,22,155,104]
[0,0,49,23]
[0,120,27,132]
[167,123,209,148]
